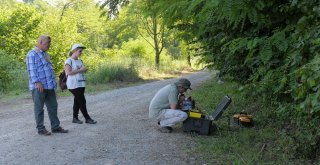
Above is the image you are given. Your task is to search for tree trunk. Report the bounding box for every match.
[136,15,165,70]
[155,50,160,70]
[152,17,160,70]
[187,53,191,67]
[60,2,72,22]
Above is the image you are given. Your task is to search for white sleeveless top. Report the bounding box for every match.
[65,57,86,89]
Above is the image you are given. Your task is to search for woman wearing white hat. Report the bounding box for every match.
[64,44,97,124]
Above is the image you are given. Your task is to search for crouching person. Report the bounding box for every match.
[148,78,192,133]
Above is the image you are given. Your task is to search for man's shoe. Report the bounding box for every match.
[85,119,97,124]
[38,129,51,136]
[72,118,83,124]
[52,127,69,133]
[158,126,173,133]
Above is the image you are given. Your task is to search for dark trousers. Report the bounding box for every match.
[32,89,60,132]
[69,87,91,120]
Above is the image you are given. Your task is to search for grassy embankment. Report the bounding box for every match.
[189,76,318,165]
[0,61,192,101]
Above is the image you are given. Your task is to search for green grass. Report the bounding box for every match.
[0,55,194,100]
[86,62,141,84]
[0,65,193,101]
[190,77,318,164]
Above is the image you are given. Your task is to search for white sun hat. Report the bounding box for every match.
[70,43,86,52]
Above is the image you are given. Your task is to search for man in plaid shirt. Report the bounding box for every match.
[26,35,68,136]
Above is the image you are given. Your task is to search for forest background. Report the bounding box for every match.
[1,0,320,164]
[0,0,198,96]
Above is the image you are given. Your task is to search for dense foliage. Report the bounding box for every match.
[147,0,320,160]
[0,0,193,93]
[151,0,320,119]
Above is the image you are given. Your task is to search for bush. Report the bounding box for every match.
[86,61,141,84]
[0,50,22,92]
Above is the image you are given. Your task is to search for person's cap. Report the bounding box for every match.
[175,78,192,90]
[70,43,86,52]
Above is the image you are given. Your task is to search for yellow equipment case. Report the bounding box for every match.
[183,96,232,135]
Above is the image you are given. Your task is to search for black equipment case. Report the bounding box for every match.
[183,96,232,135]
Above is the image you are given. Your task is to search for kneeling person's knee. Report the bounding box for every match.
[180,111,188,121]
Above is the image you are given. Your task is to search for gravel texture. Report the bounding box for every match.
[0,71,213,165]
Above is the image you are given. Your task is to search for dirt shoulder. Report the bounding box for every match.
[0,71,213,165]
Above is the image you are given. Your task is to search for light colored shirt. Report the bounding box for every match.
[26,48,57,90]
[65,57,86,89]
[149,84,179,118]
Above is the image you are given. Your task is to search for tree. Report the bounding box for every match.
[99,0,129,19]
[134,13,165,69]
[122,0,169,69]
[100,0,190,69]
[0,3,42,63]
[102,6,139,48]
[151,0,320,114]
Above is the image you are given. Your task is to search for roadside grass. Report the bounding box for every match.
[0,64,194,101]
[0,54,195,101]
[189,77,315,164]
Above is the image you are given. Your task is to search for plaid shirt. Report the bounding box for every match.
[26,47,57,90]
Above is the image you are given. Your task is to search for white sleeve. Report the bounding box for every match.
[65,59,72,67]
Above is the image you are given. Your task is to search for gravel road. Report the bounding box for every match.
[0,71,213,165]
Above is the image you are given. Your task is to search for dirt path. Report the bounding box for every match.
[0,71,213,165]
